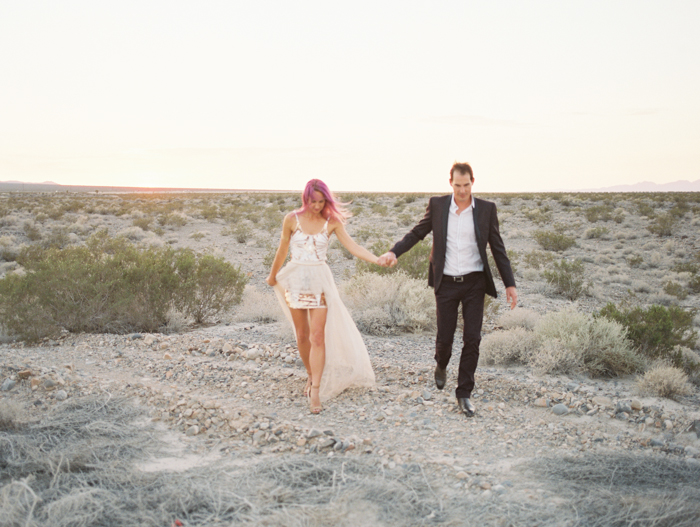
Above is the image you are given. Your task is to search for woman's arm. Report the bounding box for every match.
[266,213,294,286]
[331,220,380,265]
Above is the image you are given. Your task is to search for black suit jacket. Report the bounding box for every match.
[390,195,515,298]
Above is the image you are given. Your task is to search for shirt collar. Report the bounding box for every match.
[450,194,475,214]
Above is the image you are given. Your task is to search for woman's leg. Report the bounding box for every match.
[290,308,312,392]
[308,307,328,410]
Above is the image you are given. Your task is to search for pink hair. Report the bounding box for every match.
[297,179,350,223]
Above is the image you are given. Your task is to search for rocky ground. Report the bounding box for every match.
[2,319,699,503]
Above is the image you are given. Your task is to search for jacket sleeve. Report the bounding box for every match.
[487,204,516,289]
[390,197,435,258]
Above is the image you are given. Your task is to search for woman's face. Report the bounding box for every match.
[308,190,326,215]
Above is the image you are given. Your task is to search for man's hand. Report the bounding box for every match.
[506,286,518,310]
[377,251,398,267]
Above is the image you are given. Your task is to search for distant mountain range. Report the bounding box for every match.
[2,179,699,193]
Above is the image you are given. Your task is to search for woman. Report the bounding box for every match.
[266,179,380,413]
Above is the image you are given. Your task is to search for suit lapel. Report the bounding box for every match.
[472,198,483,247]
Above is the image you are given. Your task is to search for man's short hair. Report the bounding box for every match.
[450,162,473,181]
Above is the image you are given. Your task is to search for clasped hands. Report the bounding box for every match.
[376,251,397,268]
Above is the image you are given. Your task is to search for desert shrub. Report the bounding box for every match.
[522,250,555,270]
[132,217,152,231]
[598,303,697,368]
[532,230,576,252]
[584,204,614,222]
[172,252,247,324]
[0,232,247,340]
[663,280,688,300]
[647,212,677,236]
[671,262,699,274]
[22,221,42,242]
[341,271,434,335]
[158,212,188,227]
[530,309,645,377]
[584,226,609,239]
[370,203,388,216]
[233,285,283,323]
[675,346,700,383]
[689,274,700,294]
[356,239,430,281]
[627,254,644,268]
[636,364,692,399]
[0,236,19,262]
[233,223,253,243]
[190,231,207,241]
[487,249,519,277]
[497,308,540,330]
[542,259,588,300]
[480,327,537,365]
[41,226,70,249]
[524,207,552,225]
[351,226,385,243]
[0,400,22,431]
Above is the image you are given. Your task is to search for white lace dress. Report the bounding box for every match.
[273,215,376,401]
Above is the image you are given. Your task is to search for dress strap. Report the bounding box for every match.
[322,217,330,232]
[293,212,301,232]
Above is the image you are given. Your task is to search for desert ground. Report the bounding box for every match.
[1,190,700,526]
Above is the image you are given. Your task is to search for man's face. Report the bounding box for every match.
[450,171,474,206]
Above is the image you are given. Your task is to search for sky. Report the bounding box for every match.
[1,1,699,193]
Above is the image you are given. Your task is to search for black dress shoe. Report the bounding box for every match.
[434,364,447,390]
[457,397,475,417]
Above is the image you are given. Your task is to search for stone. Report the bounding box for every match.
[246,349,262,360]
[222,343,233,353]
[306,429,323,439]
[163,352,172,360]
[317,438,335,450]
[422,390,433,401]
[685,446,700,457]
[664,420,673,430]
[144,336,155,345]
[130,334,143,340]
[455,471,469,480]
[297,438,307,447]
[186,425,200,436]
[534,397,548,407]
[480,482,492,490]
[43,379,57,390]
[30,378,42,390]
[55,390,68,401]
[1,379,17,391]
[616,402,632,414]
[552,404,569,416]
[592,396,612,407]
[630,399,643,411]
[18,370,32,380]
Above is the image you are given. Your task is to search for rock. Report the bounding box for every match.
[592,396,612,407]
[1,379,17,391]
[630,399,643,411]
[246,349,262,360]
[552,404,569,416]
[685,446,700,457]
[616,402,632,414]
[455,471,469,480]
[480,482,492,490]
[130,333,143,340]
[253,431,265,443]
[297,438,307,447]
[186,425,200,436]
[317,438,335,450]
[163,352,172,360]
[422,390,433,401]
[222,342,233,353]
[43,379,57,390]
[18,370,32,380]
[650,437,665,447]
[306,429,323,439]
[159,343,169,350]
[664,420,673,430]
[55,390,68,401]
[295,359,304,367]
[534,397,548,407]
[30,378,42,390]
[144,336,155,345]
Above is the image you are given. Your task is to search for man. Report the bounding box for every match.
[378,162,517,417]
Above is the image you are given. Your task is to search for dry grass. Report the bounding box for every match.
[636,364,693,399]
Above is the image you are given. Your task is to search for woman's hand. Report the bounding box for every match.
[266,275,277,287]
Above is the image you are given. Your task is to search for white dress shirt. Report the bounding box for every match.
[443,196,483,277]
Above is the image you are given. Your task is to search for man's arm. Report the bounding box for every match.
[486,203,517,309]
[388,197,435,259]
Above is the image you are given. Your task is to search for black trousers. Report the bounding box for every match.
[434,272,486,398]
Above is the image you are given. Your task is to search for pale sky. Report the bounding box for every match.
[1,1,699,193]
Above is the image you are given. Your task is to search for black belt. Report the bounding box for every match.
[444,271,483,282]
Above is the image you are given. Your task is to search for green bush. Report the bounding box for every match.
[23,221,42,242]
[532,230,576,252]
[584,204,614,222]
[356,239,430,281]
[598,303,698,367]
[663,281,688,300]
[584,226,609,239]
[647,213,677,236]
[522,250,555,270]
[689,274,700,294]
[0,232,247,340]
[542,259,588,300]
[627,254,644,268]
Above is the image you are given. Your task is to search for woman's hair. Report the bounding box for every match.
[297,179,350,222]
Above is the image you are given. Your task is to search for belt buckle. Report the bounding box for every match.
[454,276,464,282]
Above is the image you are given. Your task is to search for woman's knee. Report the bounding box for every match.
[295,327,310,343]
[309,329,325,348]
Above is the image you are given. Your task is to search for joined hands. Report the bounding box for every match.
[377,251,397,267]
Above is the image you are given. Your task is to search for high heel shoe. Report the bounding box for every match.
[303,377,311,398]
[308,385,322,414]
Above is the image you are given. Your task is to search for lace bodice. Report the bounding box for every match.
[289,214,330,263]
